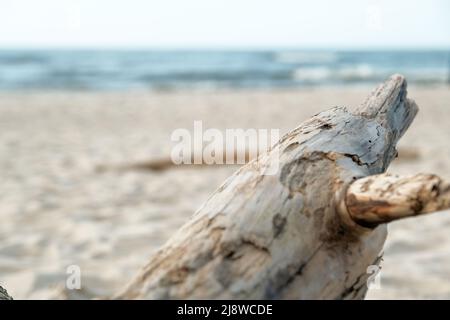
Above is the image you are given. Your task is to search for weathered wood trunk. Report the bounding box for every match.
[116,74,446,300]
[0,285,13,300]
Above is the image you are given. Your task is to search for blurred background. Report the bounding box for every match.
[0,0,449,299]
[0,50,448,90]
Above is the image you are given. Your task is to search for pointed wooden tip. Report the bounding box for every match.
[355,74,418,142]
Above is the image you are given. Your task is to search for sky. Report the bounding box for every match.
[0,0,449,49]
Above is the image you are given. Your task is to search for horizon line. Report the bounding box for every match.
[0,45,449,51]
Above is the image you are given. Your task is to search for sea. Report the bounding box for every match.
[0,50,448,91]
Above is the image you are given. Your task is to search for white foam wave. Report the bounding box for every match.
[337,64,375,80]
[293,64,379,82]
[276,52,337,64]
[293,67,331,81]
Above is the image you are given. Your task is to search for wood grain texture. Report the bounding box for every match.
[343,173,450,227]
[116,74,418,300]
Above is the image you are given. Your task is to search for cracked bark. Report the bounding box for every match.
[115,74,448,300]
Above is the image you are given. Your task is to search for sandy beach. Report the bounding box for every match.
[0,86,449,299]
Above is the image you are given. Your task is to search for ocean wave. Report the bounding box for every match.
[292,67,332,81]
[293,64,379,82]
[292,64,447,84]
[405,69,449,83]
[275,52,337,64]
[139,70,292,82]
[0,53,50,65]
[0,50,448,90]
[336,64,376,80]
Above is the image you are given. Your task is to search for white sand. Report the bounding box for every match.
[0,86,449,299]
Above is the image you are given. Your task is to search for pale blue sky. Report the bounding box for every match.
[1,0,449,48]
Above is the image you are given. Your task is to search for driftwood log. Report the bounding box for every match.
[0,285,13,300]
[116,74,450,299]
